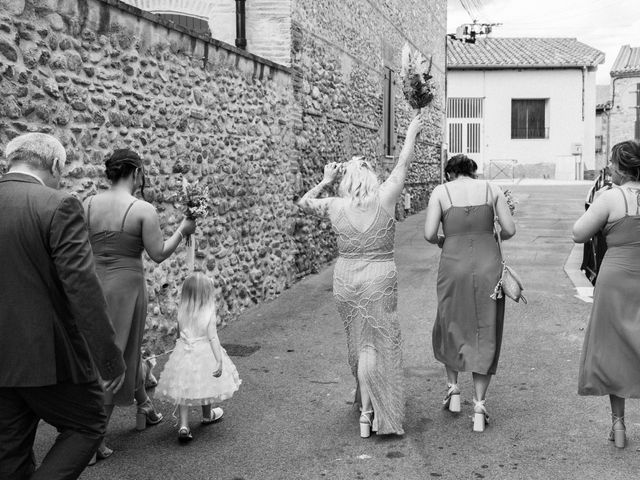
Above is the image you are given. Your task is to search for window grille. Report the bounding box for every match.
[447,97,483,119]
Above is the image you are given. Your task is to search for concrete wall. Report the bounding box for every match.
[448,68,598,176]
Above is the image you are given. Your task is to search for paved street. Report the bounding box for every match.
[34,183,640,479]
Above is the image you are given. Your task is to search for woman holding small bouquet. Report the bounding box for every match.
[84,149,195,461]
[298,112,422,438]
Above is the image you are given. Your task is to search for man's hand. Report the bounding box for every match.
[103,372,126,394]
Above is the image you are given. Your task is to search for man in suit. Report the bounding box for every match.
[0,133,126,479]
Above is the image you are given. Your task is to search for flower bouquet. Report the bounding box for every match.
[179,179,210,269]
[400,43,435,109]
[501,188,518,215]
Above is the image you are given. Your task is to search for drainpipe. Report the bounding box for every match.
[235,0,247,49]
[581,66,586,121]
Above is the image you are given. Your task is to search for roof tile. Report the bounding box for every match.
[610,45,640,77]
[447,37,605,69]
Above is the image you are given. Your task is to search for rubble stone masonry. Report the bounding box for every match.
[609,76,640,152]
[0,0,445,348]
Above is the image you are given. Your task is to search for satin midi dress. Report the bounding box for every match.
[432,184,505,375]
[579,188,640,398]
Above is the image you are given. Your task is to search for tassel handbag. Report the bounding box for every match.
[489,191,527,304]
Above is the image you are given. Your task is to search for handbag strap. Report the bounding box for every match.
[488,183,504,261]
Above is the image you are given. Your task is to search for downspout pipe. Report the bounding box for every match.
[235,0,247,49]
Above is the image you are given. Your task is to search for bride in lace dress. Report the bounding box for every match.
[298,112,422,437]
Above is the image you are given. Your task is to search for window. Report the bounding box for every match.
[511,99,548,139]
[595,135,603,154]
[382,66,396,156]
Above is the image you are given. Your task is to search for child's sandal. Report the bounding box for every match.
[201,407,224,425]
[178,426,193,443]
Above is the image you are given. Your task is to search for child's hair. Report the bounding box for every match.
[177,272,216,333]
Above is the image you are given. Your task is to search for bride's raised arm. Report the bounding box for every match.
[379,111,422,210]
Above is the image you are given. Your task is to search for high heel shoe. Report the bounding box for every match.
[609,415,626,448]
[360,410,373,438]
[178,426,193,443]
[472,398,489,432]
[443,383,461,413]
[136,398,163,431]
[87,444,113,466]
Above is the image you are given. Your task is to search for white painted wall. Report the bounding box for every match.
[447,68,598,175]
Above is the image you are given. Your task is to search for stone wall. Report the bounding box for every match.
[609,76,640,151]
[289,0,446,274]
[0,0,299,346]
[0,0,446,349]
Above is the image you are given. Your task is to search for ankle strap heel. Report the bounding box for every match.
[472,398,489,433]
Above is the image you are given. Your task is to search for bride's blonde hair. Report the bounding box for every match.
[338,156,381,207]
[177,272,217,334]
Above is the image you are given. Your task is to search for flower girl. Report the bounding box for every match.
[156,272,241,442]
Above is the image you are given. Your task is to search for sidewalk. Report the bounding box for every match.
[35,183,639,480]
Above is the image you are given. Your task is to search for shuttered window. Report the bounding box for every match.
[511,99,548,139]
[382,66,396,156]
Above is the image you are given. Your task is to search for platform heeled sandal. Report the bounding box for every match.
[472,398,489,432]
[360,410,373,438]
[609,415,626,448]
[443,383,461,413]
[136,398,163,431]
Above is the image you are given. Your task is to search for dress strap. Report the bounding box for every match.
[443,184,453,208]
[618,187,629,216]
[120,200,137,232]
[485,182,490,204]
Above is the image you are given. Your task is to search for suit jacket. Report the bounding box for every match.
[0,172,125,386]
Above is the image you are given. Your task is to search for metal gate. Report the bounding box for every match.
[446,97,484,165]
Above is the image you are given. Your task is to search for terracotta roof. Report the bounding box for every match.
[447,37,605,69]
[595,85,611,110]
[610,45,640,77]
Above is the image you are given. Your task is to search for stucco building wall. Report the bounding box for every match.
[448,68,598,176]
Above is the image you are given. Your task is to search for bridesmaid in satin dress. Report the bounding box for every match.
[574,140,640,448]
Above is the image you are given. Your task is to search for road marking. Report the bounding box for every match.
[564,244,594,303]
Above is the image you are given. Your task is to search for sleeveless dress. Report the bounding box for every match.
[88,199,147,405]
[330,201,404,435]
[579,188,640,397]
[156,329,241,406]
[432,183,505,375]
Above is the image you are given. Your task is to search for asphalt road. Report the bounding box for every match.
[33,183,640,479]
